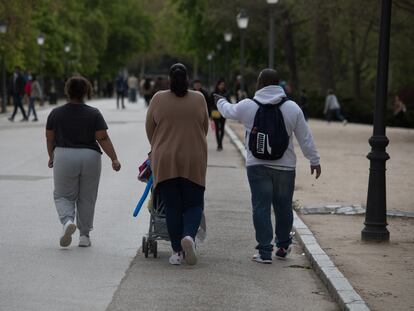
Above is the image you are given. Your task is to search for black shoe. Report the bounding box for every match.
[20,118,28,122]
[8,117,14,122]
[217,145,223,151]
[32,118,38,122]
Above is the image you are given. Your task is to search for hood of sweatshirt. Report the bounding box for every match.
[253,85,287,105]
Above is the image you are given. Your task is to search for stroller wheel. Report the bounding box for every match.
[151,241,158,258]
[144,240,149,258]
[142,236,147,254]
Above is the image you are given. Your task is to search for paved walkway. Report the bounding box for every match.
[107,130,337,311]
[0,98,150,311]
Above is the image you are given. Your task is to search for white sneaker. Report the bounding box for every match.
[342,119,348,126]
[252,253,272,264]
[79,235,91,247]
[181,236,197,265]
[60,221,76,247]
[169,252,183,265]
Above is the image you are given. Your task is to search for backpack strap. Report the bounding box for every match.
[253,97,289,107]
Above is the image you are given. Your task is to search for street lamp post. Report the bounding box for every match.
[37,34,45,105]
[224,31,233,83]
[64,42,71,79]
[267,0,279,68]
[361,0,392,242]
[207,52,214,91]
[237,9,249,95]
[0,22,7,114]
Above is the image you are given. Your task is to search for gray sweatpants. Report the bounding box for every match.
[53,147,102,236]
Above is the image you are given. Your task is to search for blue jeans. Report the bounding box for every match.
[247,165,295,259]
[326,108,345,122]
[28,97,38,119]
[157,178,204,252]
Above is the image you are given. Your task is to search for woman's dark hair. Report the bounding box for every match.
[169,63,188,97]
[65,75,93,101]
[214,79,226,93]
[32,74,37,81]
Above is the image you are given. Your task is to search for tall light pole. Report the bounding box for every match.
[224,31,233,83]
[0,21,7,113]
[237,9,249,95]
[361,0,392,242]
[207,52,214,91]
[267,0,279,68]
[37,34,45,105]
[64,42,71,79]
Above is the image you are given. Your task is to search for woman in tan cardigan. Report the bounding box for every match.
[146,63,209,265]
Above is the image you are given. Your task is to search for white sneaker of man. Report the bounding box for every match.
[60,220,76,247]
[79,235,91,247]
[169,252,184,265]
[181,236,197,265]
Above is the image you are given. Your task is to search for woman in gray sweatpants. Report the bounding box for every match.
[46,76,121,248]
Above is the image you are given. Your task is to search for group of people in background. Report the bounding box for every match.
[8,66,43,122]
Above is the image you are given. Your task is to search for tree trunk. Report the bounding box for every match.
[281,10,300,95]
[314,9,335,94]
[350,28,362,100]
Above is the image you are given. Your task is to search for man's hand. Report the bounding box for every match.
[48,158,54,168]
[112,159,121,172]
[213,93,225,105]
[311,165,321,179]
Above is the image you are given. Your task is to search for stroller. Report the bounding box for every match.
[135,159,169,258]
[135,158,207,259]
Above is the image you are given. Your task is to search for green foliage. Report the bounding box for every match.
[0,0,153,78]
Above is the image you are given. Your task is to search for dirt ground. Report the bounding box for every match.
[228,119,414,311]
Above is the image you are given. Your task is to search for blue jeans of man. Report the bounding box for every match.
[157,177,204,252]
[247,165,295,259]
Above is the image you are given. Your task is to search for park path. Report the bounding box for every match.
[0,99,150,311]
[106,128,337,311]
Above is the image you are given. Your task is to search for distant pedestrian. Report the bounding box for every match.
[299,89,309,121]
[216,69,321,263]
[211,79,230,151]
[141,77,153,107]
[146,63,209,266]
[8,66,28,122]
[115,75,126,109]
[192,79,211,115]
[46,76,121,248]
[127,74,138,103]
[324,89,347,125]
[235,75,247,101]
[28,74,42,121]
[393,95,407,127]
[106,81,114,98]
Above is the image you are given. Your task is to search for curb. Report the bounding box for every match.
[224,124,370,311]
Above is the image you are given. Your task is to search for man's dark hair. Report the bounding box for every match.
[169,63,188,97]
[256,69,280,90]
[192,79,201,84]
[65,75,93,101]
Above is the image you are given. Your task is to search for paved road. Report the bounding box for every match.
[107,130,338,311]
[0,99,150,311]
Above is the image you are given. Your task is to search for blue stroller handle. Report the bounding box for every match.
[133,175,153,217]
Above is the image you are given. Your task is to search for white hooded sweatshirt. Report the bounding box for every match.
[217,85,320,168]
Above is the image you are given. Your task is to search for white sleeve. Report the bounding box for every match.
[217,98,242,120]
[294,110,320,166]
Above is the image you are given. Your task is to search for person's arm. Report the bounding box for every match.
[46,130,55,168]
[294,109,321,179]
[216,97,244,121]
[145,96,157,143]
[324,96,329,115]
[96,130,121,171]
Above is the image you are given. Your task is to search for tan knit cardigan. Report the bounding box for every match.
[145,90,209,188]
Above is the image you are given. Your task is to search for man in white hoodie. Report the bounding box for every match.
[216,69,321,263]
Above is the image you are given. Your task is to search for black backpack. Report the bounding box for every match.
[248,98,289,160]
